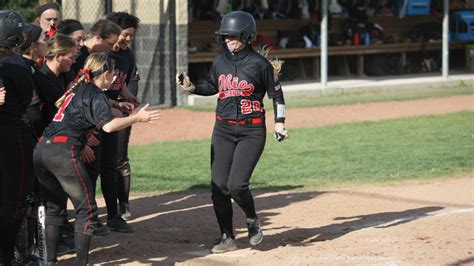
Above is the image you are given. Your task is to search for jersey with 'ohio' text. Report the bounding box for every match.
[194,45,284,122]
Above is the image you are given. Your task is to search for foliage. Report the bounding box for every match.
[0,0,38,22]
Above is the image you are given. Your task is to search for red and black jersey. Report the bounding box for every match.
[43,83,114,146]
[0,53,35,126]
[194,45,285,123]
[33,64,67,126]
[107,47,136,101]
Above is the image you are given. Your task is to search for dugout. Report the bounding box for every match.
[187,0,474,85]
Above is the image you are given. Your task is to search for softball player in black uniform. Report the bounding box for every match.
[177,11,288,253]
[71,19,137,233]
[33,52,160,265]
[0,10,35,265]
[33,34,76,132]
[106,11,141,220]
[57,19,85,87]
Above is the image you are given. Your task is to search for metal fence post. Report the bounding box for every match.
[104,0,112,15]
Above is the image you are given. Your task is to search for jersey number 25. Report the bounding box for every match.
[241,99,262,114]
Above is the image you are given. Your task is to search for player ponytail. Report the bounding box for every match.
[54,52,115,108]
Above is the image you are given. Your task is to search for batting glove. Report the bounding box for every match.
[274,122,289,142]
[176,72,195,93]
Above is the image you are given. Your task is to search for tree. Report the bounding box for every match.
[0,0,40,22]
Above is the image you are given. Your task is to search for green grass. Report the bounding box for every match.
[128,112,474,193]
[182,84,474,112]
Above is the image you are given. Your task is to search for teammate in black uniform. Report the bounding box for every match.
[0,10,35,265]
[57,19,85,87]
[71,19,137,233]
[33,52,160,265]
[14,23,48,264]
[33,34,76,133]
[106,11,141,220]
[73,19,121,77]
[177,11,288,253]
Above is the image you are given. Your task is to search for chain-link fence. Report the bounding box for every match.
[61,0,188,107]
[61,0,187,106]
[0,0,189,106]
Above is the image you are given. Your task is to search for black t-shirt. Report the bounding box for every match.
[43,83,114,146]
[22,57,45,137]
[33,64,67,126]
[72,46,90,76]
[107,47,136,100]
[194,45,284,121]
[0,53,35,126]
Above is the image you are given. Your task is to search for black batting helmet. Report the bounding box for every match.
[0,10,32,48]
[215,11,256,43]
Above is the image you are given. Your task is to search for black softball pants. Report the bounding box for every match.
[86,131,119,220]
[210,120,266,238]
[116,125,132,206]
[33,142,98,264]
[0,125,34,265]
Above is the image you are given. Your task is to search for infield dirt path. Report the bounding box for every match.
[61,177,473,265]
[59,95,473,265]
[130,95,474,145]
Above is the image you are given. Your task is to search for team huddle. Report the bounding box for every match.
[0,3,287,265]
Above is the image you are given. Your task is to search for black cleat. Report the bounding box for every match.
[246,217,263,246]
[90,219,109,236]
[210,233,237,254]
[107,216,134,233]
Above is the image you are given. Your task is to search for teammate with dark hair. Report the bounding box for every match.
[33,52,160,265]
[57,19,85,86]
[177,11,288,254]
[106,11,141,220]
[0,10,35,265]
[73,18,136,232]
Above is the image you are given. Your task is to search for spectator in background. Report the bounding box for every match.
[34,2,61,35]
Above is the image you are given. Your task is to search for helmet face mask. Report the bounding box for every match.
[215,11,256,44]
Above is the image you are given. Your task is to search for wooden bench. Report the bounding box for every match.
[189,42,468,78]
[188,17,470,79]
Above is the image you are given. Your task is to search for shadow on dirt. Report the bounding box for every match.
[253,205,443,252]
[60,185,326,265]
[59,186,444,265]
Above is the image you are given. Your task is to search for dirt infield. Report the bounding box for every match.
[130,95,474,145]
[60,95,473,265]
[61,177,473,265]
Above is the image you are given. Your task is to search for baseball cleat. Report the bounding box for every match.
[107,216,134,233]
[246,217,263,246]
[211,233,237,253]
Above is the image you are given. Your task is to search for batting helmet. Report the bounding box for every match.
[215,11,256,43]
[0,10,32,48]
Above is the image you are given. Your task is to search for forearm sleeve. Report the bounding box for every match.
[272,93,286,123]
